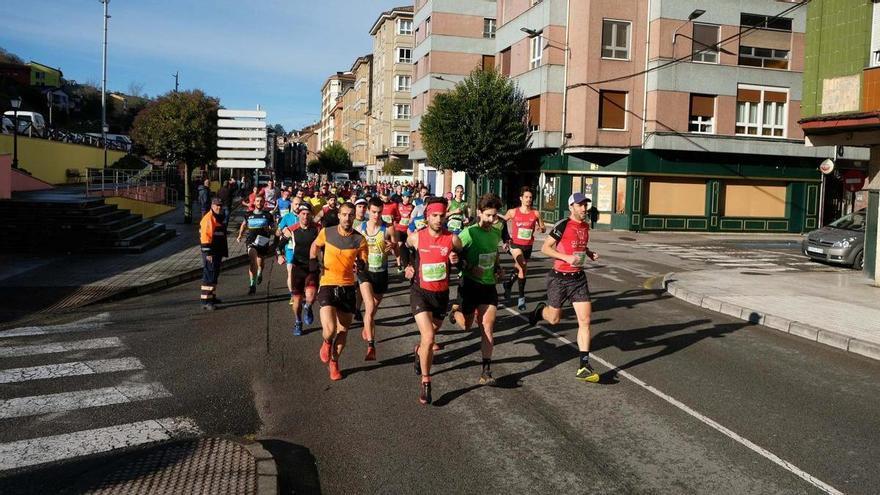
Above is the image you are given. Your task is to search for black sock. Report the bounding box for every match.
[482,358,491,371]
[368,340,375,347]
[579,352,590,367]
[517,277,526,298]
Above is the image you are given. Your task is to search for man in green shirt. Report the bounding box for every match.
[449,193,504,385]
[446,184,469,235]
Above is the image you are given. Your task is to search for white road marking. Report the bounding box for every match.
[0,382,171,419]
[0,417,201,471]
[505,307,843,495]
[0,337,123,358]
[0,357,144,384]
[0,313,111,339]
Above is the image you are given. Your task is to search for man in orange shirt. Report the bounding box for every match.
[310,202,369,381]
[199,198,227,310]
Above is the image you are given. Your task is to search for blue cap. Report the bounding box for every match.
[568,192,591,205]
[402,190,412,197]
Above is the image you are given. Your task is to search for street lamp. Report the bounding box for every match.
[672,9,706,45]
[100,0,110,169]
[10,96,21,169]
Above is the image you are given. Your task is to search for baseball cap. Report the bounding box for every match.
[211,197,223,205]
[567,192,591,205]
[296,204,311,213]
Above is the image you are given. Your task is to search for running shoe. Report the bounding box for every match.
[256,272,263,285]
[320,340,332,364]
[479,370,496,386]
[329,360,342,381]
[448,304,459,325]
[365,345,376,361]
[575,363,600,383]
[247,284,257,296]
[413,345,421,375]
[517,297,527,312]
[289,295,295,305]
[293,322,303,337]
[202,303,215,311]
[419,380,432,405]
[529,302,546,327]
[303,304,314,325]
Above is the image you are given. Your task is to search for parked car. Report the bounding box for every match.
[802,208,866,270]
[2,111,46,137]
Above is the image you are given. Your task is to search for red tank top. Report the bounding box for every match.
[416,228,454,292]
[396,203,414,232]
[511,208,539,246]
[549,218,590,273]
[381,202,400,226]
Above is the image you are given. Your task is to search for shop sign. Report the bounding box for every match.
[842,169,867,192]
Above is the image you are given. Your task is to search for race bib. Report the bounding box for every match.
[381,214,393,223]
[279,209,290,217]
[421,262,447,282]
[571,251,590,267]
[254,235,270,247]
[415,219,427,230]
[400,217,411,226]
[368,252,385,271]
[447,219,463,231]
[478,252,496,270]
[516,228,533,241]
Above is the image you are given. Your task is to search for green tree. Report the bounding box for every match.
[420,68,530,184]
[383,158,404,176]
[314,141,352,175]
[307,158,321,174]
[130,89,220,223]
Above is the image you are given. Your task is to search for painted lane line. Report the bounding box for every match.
[0,357,144,384]
[0,337,123,358]
[0,382,171,419]
[0,416,201,471]
[503,307,843,495]
[1,313,111,339]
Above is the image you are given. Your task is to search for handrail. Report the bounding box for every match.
[86,167,171,205]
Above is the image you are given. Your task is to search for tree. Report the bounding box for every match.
[127,81,146,99]
[383,158,404,176]
[307,158,321,174]
[420,68,530,184]
[130,89,220,223]
[272,123,286,135]
[313,141,352,175]
[0,47,24,64]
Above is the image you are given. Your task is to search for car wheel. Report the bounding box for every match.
[853,250,864,271]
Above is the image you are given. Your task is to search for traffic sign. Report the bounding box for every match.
[216,108,267,169]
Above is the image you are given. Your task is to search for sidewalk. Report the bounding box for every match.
[665,269,880,361]
[0,203,248,324]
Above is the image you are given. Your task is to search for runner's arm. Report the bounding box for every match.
[236,219,246,241]
[537,212,546,232]
[541,235,577,266]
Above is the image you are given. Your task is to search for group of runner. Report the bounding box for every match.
[205,179,600,405]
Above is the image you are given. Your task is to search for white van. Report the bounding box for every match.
[3,111,46,137]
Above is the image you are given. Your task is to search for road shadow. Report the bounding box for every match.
[260,439,322,495]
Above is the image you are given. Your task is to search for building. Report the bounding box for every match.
[28,61,63,88]
[341,55,374,176]
[798,0,880,282]
[293,123,320,168]
[494,0,866,232]
[319,72,355,151]
[369,5,415,181]
[410,0,497,194]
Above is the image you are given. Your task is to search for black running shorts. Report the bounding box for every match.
[291,264,318,296]
[510,243,533,260]
[460,276,498,314]
[357,270,390,295]
[410,285,449,321]
[546,270,590,308]
[317,285,357,314]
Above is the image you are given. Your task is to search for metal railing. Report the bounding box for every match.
[86,167,173,205]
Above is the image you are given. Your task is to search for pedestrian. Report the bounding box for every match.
[529,192,600,383]
[217,178,234,226]
[199,197,228,311]
[502,186,545,311]
[588,203,599,229]
[197,179,211,217]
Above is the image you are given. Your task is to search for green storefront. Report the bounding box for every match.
[538,149,821,233]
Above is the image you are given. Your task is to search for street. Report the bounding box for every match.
[1,233,878,494]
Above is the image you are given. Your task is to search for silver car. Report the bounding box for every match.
[802,209,866,270]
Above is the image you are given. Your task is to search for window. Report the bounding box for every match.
[394,75,411,91]
[692,24,719,63]
[736,86,787,137]
[530,36,543,69]
[528,97,541,132]
[601,20,630,60]
[738,46,789,69]
[484,18,496,39]
[397,19,413,35]
[393,132,410,147]
[740,13,792,32]
[394,104,411,119]
[689,94,715,134]
[500,48,512,76]
[599,90,627,130]
[396,48,412,64]
[426,16,431,35]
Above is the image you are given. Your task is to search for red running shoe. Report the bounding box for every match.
[319,340,331,364]
[329,360,342,381]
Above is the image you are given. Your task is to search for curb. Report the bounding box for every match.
[662,273,880,362]
[240,439,279,495]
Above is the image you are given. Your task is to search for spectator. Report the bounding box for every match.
[588,204,599,229]
[197,179,211,217]
[217,178,235,225]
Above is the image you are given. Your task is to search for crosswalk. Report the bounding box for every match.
[0,313,201,473]
[610,242,850,272]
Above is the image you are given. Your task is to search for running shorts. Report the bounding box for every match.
[510,243,533,260]
[317,285,357,314]
[546,270,590,308]
[460,276,498,314]
[410,285,450,321]
[291,264,318,296]
[357,270,390,295]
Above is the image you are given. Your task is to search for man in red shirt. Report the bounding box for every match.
[529,192,600,383]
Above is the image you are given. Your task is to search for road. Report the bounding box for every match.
[1,232,878,494]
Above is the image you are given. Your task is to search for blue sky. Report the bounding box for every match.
[0,0,407,131]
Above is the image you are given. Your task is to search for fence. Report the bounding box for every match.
[86,167,177,206]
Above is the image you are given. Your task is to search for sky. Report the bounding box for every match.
[0,0,408,131]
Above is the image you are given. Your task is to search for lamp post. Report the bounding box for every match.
[10,97,21,169]
[100,0,110,169]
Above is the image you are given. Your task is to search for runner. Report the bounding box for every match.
[236,195,275,295]
[198,197,227,311]
[277,203,319,335]
[446,185,468,235]
[395,190,415,271]
[528,192,600,383]
[400,197,462,404]
[310,202,369,381]
[355,197,398,360]
[352,197,368,321]
[276,188,293,221]
[448,193,504,385]
[319,195,340,227]
[502,186,545,311]
[379,188,400,227]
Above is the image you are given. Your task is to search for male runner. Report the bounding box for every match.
[395,190,415,271]
[319,195,340,227]
[502,186,545,311]
[379,189,400,227]
[311,202,369,381]
[446,185,468,235]
[448,193,504,385]
[353,198,368,223]
[276,188,293,220]
[401,197,462,404]
[277,203,319,335]
[355,197,398,360]
[237,195,275,295]
[529,192,600,383]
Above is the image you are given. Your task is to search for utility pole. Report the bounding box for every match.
[173,71,179,92]
[100,0,110,169]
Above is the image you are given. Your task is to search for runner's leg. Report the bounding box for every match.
[572,301,598,382]
[478,304,497,384]
[359,282,376,341]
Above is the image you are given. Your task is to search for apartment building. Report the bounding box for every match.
[319,72,355,151]
[369,6,415,182]
[340,55,374,174]
[494,0,867,233]
[410,0,497,194]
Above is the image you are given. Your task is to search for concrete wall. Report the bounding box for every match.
[105,196,174,219]
[0,135,125,185]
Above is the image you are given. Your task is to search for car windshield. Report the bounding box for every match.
[828,210,866,231]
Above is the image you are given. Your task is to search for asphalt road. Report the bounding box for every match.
[1,233,878,494]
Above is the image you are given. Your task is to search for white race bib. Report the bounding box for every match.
[571,251,589,267]
[368,252,385,271]
[447,219,463,231]
[517,228,533,241]
[421,262,447,282]
[400,217,411,226]
[254,235,270,247]
[382,214,393,223]
[478,252,496,270]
